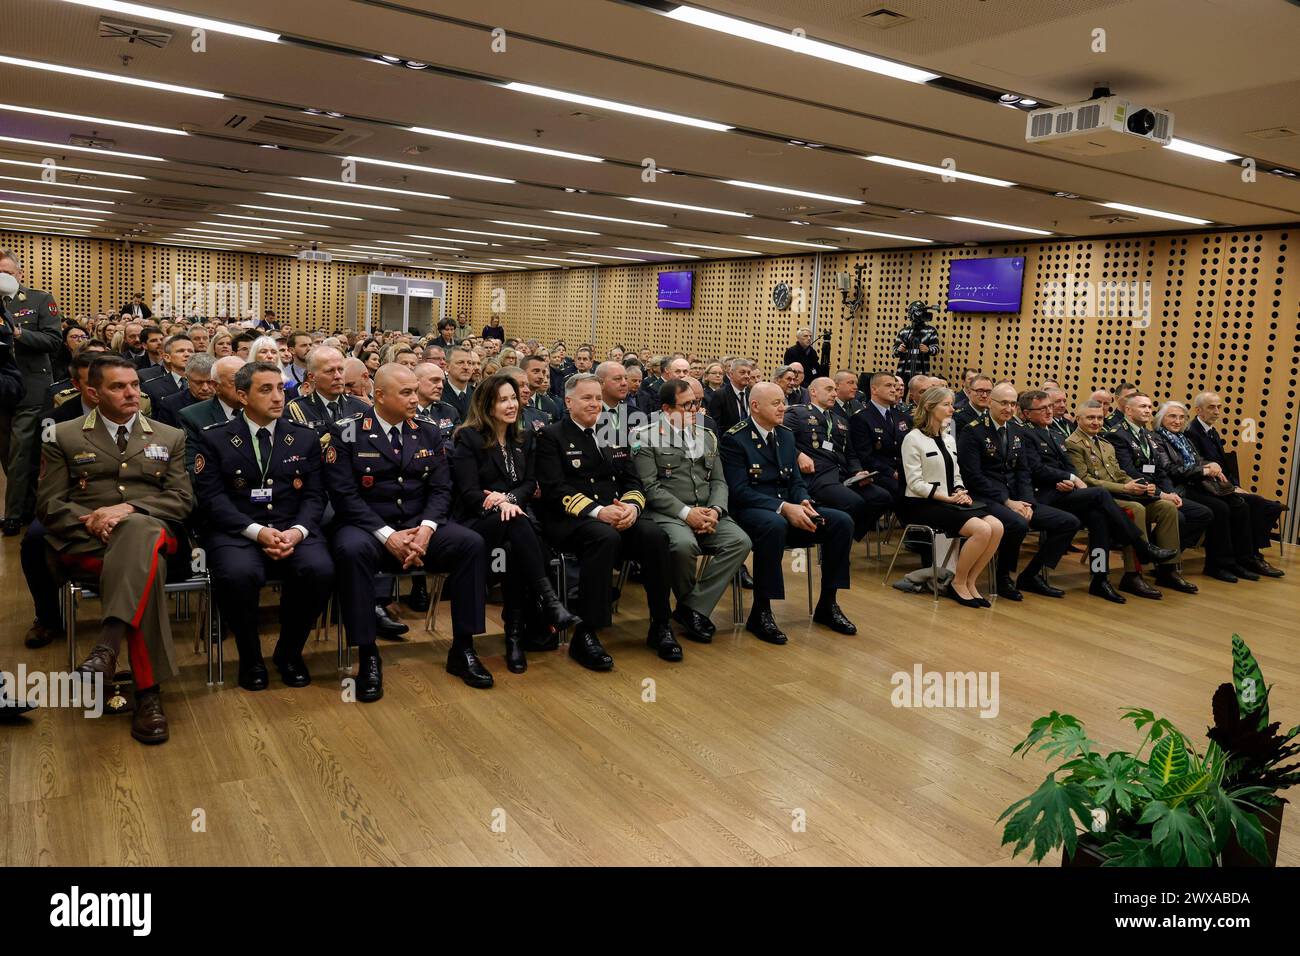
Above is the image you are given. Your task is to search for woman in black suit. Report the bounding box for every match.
[451,373,579,673]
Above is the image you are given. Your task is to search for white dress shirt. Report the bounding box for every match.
[239,414,310,544]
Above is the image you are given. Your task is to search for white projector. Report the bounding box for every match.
[296,249,332,262]
[1026,95,1173,155]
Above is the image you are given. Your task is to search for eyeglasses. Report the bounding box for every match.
[674,400,701,410]
[970,388,992,396]
[1029,405,1051,413]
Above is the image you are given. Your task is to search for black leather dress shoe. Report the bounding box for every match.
[1155,568,1198,593]
[76,644,118,677]
[0,699,35,721]
[813,602,857,634]
[1244,555,1284,577]
[1229,563,1260,582]
[521,629,559,652]
[356,653,384,702]
[1119,572,1162,599]
[671,605,714,643]
[1017,570,1065,598]
[446,647,494,688]
[996,577,1023,602]
[1134,540,1178,564]
[739,566,754,590]
[272,649,311,687]
[238,660,269,691]
[1088,575,1127,604]
[1,518,21,537]
[1204,566,1238,583]
[646,622,683,662]
[568,628,614,671]
[405,577,430,613]
[504,620,528,674]
[374,604,409,638]
[24,620,60,649]
[745,610,787,645]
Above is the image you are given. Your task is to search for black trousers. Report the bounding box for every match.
[1239,492,1282,553]
[543,514,671,629]
[982,500,1080,578]
[333,523,486,645]
[21,519,62,629]
[809,473,893,541]
[462,511,548,614]
[732,505,852,605]
[1183,488,1253,570]
[1036,486,1144,571]
[1172,495,1213,554]
[209,538,334,661]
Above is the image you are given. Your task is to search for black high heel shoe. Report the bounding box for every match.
[945,588,985,609]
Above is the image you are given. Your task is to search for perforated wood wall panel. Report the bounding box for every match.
[0,230,473,331]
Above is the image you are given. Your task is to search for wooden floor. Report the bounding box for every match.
[2,529,1297,867]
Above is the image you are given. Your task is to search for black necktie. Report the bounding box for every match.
[256,427,271,469]
[999,426,1008,459]
[116,424,129,453]
[390,426,402,455]
[326,400,338,422]
[229,407,238,421]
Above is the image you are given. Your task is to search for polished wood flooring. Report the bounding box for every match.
[2,529,1297,867]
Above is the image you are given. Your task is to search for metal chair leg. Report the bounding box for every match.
[731,569,744,625]
[806,548,815,615]
[64,581,77,672]
[424,573,447,634]
[612,561,631,615]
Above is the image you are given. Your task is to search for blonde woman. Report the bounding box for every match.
[210,330,233,358]
[250,334,298,399]
[498,347,519,369]
[900,386,1003,607]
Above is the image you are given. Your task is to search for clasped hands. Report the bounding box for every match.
[596,499,638,530]
[79,503,135,543]
[685,506,719,534]
[384,524,435,569]
[256,526,304,560]
[483,490,524,522]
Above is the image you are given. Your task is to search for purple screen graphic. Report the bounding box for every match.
[947,257,1025,313]
[657,271,694,309]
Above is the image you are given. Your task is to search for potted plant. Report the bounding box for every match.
[997,635,1297,866]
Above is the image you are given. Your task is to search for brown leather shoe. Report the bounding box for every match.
[131,690,169,745]
[24,621,60,649]
[76,644,118,677]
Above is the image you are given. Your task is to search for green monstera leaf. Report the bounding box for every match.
[1149,734,1190,785]
[1140,801,1214,867]
[1232,634,1270,728]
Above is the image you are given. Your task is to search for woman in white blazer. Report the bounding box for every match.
[901,386,1003,607]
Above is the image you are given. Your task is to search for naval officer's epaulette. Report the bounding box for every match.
[725,420,748,435]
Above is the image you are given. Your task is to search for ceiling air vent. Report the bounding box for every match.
[1246,126,1298,140]
[859,8,913,29]
[99,17,174,48]
[807,209,899,227]
[218,113,370,149]
[137,196,217,213]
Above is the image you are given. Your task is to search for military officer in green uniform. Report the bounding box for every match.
[1,249,63,535]
[37,355,194,744]
[631,379,751,643]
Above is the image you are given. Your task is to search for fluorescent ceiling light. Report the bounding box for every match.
[670,241,759,254]
[1165,139,1240,163]
[743,235,840,249]
[578,253,646,261]
[524,255,597,264]
[263,191,400,211]
[489,220,600,235]
[154,240,244,249]
[0,219,92,231]
[0,135,165,162]
[296,177,450,201]
[0,54,223,98]
[409,126,603,163]
[0,158,145,180]
[1098,201,1212,226]
[166,236,259,245]
[179,229,268,241]
[549,210,668,228]
[378,240,464,251]
[723,179,863,205]
[864,155,1015,187]
[488,257,545,265]
[446,228,545,241]
[665,6,938,84]
[505,82,732,132]
[0,198,116,215]
[409,234,488,245]
[942,215,1052,236]
[56,0,280,42]
[0,102,184,136]
[449,260,521,268]
[0,187,114,205]
[615,247,697,258]
[217,214,329,228]
[345,156,515,185]
[0,175,129,194]
[238,203,361,220]
[832,226,932,243]
[625,197,752,218]
[198,220,301,234]
[0,207,107,221]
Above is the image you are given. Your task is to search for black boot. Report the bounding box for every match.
[405,576,430,612]
[533,577,580,631]
[503,609,528,674]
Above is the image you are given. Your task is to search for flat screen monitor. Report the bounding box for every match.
[657,271,693,309]
[947,257,1025,313]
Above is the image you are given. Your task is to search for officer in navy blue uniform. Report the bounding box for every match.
[193,362,334,691]
[324,364,489,698]
[848,371,909,501]
[956,382,1080,601]
[1017,388,1176,603]
[721,383,855,645]
[785,377,893,541]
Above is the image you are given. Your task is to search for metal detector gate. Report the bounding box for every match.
[345,274,445,335]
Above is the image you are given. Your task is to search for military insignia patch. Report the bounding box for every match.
[193,454,205,474]
[231,436,243,447]
[292,477,303,489]
[283,433,294,445]
[324,446,337,464]
[361,475,374,487]
[362,418,372,430]
[48,300,60,316]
